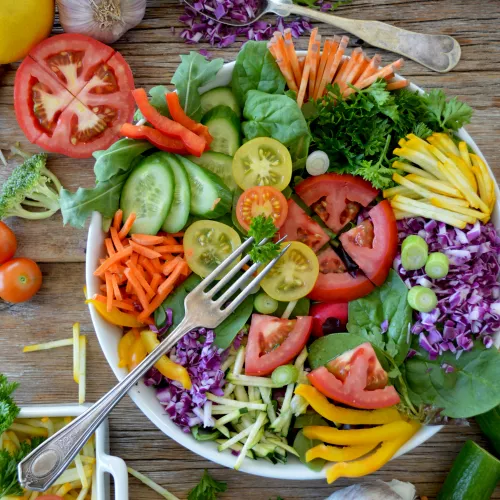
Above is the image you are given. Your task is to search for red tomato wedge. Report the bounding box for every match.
[295,174,378,233]
[308,343,400,409]
[278,199,329,252]
[310,301,348,337]
[245,314,313,376]
[309,247,374,302]
[236,186,288,232]
[14,34,135,158]
[339,200,398,287]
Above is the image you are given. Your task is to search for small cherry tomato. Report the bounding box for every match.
[0,221,17,264]
[0,258,42,303]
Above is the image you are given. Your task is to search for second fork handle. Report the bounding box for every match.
[18,317,197,492]
[280,4,461,73]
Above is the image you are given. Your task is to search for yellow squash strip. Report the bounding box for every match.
[303,420,413,446]
[405,173,463,198]
[73,322,80,384]
[86,298,143,328]
[295,384,402,425]
[306,442,377,463]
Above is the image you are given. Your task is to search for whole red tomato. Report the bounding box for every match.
[0,221,17,264]
[0,258,42,303]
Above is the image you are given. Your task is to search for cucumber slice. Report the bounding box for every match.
[201,105,241,156]
[187,151,237,192]
[161,153,191,233]
[476,404,500,456]
[176,155,232,219]
[200,87,241,118]
[437,441,500,500]
[120,152,174,235]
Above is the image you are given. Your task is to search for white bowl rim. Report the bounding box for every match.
[85,59,500,480]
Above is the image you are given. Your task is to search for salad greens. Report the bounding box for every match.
[187,469,227,500]
[0,374,19,434]
[306,81,473,189]
[213,295,253,350]
[232,41,286,107]
[247,215,281,263]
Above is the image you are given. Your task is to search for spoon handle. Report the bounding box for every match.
[279,4,460,73]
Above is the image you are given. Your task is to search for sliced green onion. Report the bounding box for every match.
[254,292,279,314]
[407,286,438,313]
[401,235,428,270]
[425,252,449,279]
[271,364,299,387]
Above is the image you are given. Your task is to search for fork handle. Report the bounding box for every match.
[18,317,196,492]
[277,4,460,73]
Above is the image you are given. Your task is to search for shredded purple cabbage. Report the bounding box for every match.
[180,1,312,47]
[149,308,173,337]
[395,218,500,359]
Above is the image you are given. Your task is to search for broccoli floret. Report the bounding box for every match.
[0,153,62,220]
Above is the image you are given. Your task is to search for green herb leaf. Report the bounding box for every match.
[0,374,19,435]
[172,53,224,121]
[293,0,351,11]
[247,215,280,263]
[422,89,473,132]
[188,469,227,500]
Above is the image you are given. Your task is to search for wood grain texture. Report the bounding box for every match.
[1,0,499,498]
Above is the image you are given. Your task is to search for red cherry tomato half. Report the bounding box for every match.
[245,314,313,376]
[308,247,374,302]
[14,34,135,158]
[310,301,348,337]
[236,186,288,232]
[339,200,398,286]
[278,199,329,252]
[0,258,42,303]
[295,173,378,234]
[308,342,400,409]
[0,222,17,264]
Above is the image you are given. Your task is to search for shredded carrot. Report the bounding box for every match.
[162,234,178,245]
[113,209,123,230]
[154,244,184,254]
[386,79,409,91]
[105,238,116,256]
[159,261,185,295]
[131,251,139,266]
[159,253,175,263]
[150,273,162,293]
[314,38,333,98]
[284,28,302,87]
[138,286,172,322]
[94,246,133,276]
[170,231,185,237]
[131,234,165,246]
[100,284,107,293]
[118,212,136,239]
[162,256,183,276]
[110,227,124,252]
[93,295,136,312]
[111,274,122,301]
[140,258,158,278]
[129,240,162,259]
[152,258,164,273]
[124,267,149,311]
[127,260,155,299]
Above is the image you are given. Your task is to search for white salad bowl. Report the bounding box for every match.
[85,60,500,480]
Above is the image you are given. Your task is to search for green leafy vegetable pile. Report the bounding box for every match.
[306,81,473,189]
[0,374,19,435]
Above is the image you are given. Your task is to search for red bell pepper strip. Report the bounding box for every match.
[166,92,213,146]
[120,123,188,154]
[132,89,206,157]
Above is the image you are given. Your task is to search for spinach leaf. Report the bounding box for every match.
[403,342,500,418]
[155,274,202,330]
[133,85,171,121]
[172,52,224,121]
[232,41,286,107]
[93,139,153,182]
[293,429,326,472]
[289,133,311,171]
[242,91,310,152]
[214,295,253,350]
[294,412,329,429]
[274,297,310,318]
[347,270,411,366]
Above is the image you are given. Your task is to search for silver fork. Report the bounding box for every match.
[18,236,290,492]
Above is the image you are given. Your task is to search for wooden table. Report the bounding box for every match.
[1,0,499,497]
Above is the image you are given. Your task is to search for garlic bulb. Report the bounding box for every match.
[57,0,146,44]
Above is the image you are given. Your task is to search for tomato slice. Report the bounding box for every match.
[14,34,135,158]
[278,199,329,252]
[309,247,374,302]
[339,200,398,287]
[308,343,400,409]
[236,186,288,231]
[245,314,313,376]
[310,301,348,337]
[295,174,378,233]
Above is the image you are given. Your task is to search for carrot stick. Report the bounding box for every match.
[274,31,298,92]
[159,262,185,295]
[162,256,183,276]
[337,48,364,92]
[124,268,149,311]
[354,54,381,84]
[152,258,163,273]
[110,227,124,252]
[118,212,136,239]
[150,273,162,293]
[353,53,370,84]
[297,28,319,108]
[284,28,302,87]
[100,284,107,293]
[314,35,347,100]
[126,280,132,294]
[131,234,165,246]
[154,244,184,254]
[162,234,178,245]
[138,286,172,322]
[170,231,185,237]
[386,79,409,91]
[314,38,333,98]
[112,209,123,231]
[105,238,115,256]
[269,45,298,92]
[141,258,158,278]
[93,294,136,312]
[127,260,155,298]
[308,37,322,100]
[129,240,162,259]
[159,253,174,263]
[111,274,123,301]
[94,246,133,276]
[105,272,114,312]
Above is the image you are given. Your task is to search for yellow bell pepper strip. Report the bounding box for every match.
[129,336,147,370]
[140,330,192,390]
[306,442,377,463]
[325,420,421,484]
[303,420,412,446]
[118,330,139,368]
[295,384,402,425]
[86,298,143,328]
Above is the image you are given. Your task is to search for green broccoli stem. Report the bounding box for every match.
[42,166,62,193]
[28,183,61,211]
[8,205,58,220]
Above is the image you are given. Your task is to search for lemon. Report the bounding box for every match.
[0,0,54,64]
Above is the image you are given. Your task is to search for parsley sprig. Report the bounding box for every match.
[188,469,227,500]
[0,374,19,435]
[247,215,281,263]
